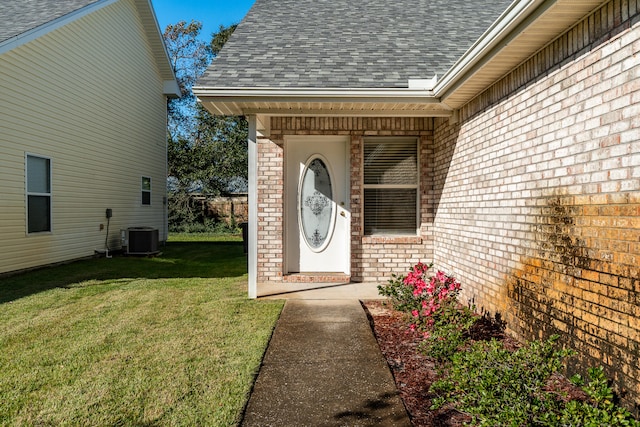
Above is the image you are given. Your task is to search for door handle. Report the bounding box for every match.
[340,211,346,217]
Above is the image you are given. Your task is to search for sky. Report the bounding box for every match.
[150,0,256,41]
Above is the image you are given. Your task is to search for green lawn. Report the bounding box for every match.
[0,234,283,426]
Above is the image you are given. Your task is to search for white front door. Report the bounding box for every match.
[286,136,350,274]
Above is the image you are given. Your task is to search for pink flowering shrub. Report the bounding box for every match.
[379,262,461,330]
[378,262,478,361]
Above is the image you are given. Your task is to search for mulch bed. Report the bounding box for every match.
[362,300,470,426]
[362,300,585,427]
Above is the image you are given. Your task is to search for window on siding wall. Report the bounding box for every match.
[26,154,52,233]
[363,137,418,235]
[142,176,151,205]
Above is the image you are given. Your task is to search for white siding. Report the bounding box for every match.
[0,0,168,274]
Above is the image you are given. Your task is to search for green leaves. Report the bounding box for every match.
[429,336,573,425]
[163,22,248,231]
[429,336,639,426]
[210,24,237,56]
[164,20,211,94]
[561,367,640,427]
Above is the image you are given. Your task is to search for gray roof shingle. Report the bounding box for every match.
[198,0,514,89]
[0,0,101,44]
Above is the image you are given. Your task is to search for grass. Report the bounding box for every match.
[0,234,283,426]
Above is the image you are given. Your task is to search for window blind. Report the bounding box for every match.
[364,188,417,234]
[364,139,418,185]
[363,138,418,235]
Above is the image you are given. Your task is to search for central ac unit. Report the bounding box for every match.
[122,227,159,255]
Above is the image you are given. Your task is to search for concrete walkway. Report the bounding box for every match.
[241,298,411,426]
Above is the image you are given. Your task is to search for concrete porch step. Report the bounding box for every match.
[257,281,383,300]
[283,272,350,283]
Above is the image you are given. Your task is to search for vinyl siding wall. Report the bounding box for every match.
[0,0,167,274]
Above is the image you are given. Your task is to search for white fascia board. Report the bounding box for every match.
[0,0,118,55]
[433,0,551,98]
[137,0,178,83]
[192,87,439,104]
[163,80,181,98]
[408,75,438,90]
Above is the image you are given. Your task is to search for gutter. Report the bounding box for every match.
[192,86,439,103]
[434,0,555,100]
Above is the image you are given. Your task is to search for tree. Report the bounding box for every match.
[164,21,247,232]
[164,21,211,142]
[211,24,237,56]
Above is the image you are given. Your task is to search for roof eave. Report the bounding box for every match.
[435,0,608,108]
[193,87,449,117]
[434,0,549,99]
[0,0,118,56]
[134,0,178,85]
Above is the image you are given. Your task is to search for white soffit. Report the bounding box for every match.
[437,0,607,109]
[194,87,448,117]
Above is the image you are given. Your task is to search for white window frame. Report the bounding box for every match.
[363,137,419,236]
[25,153,52,234]
[141,176,152,206]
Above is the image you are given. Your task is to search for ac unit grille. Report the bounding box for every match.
[126,227,159,254]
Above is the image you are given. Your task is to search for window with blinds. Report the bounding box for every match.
[363,138,418,235]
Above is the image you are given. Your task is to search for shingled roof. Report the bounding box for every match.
[0,0,101,44]
[198,0,513,89]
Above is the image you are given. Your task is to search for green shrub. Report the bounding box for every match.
[559,367,640,427]
[430,335,573,426]
[418,303,476,363]
[430,336,639,426]
[170,217,239,234]
[381,264,639,426]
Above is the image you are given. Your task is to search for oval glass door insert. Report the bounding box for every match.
[299,156,335,251]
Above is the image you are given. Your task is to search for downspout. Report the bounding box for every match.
[247,116,258,299]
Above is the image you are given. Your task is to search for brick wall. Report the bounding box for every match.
[355,133,435,281]
[256,138,284,282]
[434,0,640,411]
[259,117,435,283]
